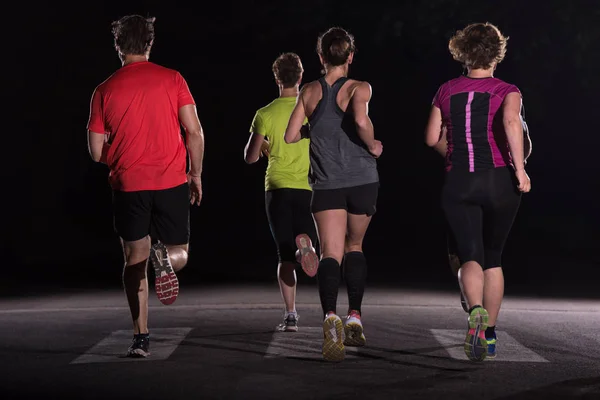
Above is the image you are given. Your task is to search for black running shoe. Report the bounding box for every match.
[127,333,150,358]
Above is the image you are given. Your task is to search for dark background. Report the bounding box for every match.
[5,0,599,297]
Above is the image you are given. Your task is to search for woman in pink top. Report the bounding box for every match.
[425,22,531,362]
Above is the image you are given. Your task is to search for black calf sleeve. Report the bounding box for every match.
[316,257,341,316]
[343,251,367,313]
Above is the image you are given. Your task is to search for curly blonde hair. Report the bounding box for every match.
[448,22,508,69]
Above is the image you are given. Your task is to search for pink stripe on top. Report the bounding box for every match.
[465,91,475,172]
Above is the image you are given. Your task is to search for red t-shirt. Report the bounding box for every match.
[87,61,195,192]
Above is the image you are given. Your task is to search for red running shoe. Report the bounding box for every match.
[295,234,319,278]
[150,241,179,305]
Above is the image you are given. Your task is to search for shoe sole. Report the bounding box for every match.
[126,348,150,358]
[343,321,366,347]
[277,324,299,332]
[464,308,489,362]
[322,316,345,362]
[295,234,319,278]
[150,242,179,305]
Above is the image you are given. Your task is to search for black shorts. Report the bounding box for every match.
[265,188,319,263]
[113,183,190,244]
[442,167,521,269]
[311,182,379,216]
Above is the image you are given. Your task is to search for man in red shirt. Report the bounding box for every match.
[87,15,205,358]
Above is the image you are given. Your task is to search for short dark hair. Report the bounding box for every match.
[317,27,356,66]
[111,15,156,56]
[448,22,508,69]
[272,53,303,88]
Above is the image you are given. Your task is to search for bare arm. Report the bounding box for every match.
[179,104,204,176]
[244,133,268,164]
[284,87,308,144]
[87,131,109,164]
[503,92,526,171]
[351,82,377,151]
[522,117,532,162]
[432,125,448,157]
[87,88,109,163]
[425,105,444,147]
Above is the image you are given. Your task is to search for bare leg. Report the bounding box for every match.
[345,214,371,253]
[458,260,484,310]
[313,210,347,265]
[165,243,189,272]
[122,237,152,334]
[278,261,297,313]
[483,267,504,326]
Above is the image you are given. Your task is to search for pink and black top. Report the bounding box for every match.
[433,76,521,172]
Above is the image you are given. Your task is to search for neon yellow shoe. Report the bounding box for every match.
[322,313,345,362]
[464,306,489,361]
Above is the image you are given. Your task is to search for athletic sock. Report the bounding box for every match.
[485,325,496,339]
[343,251,367,314]
[468,304,483,313]
[317,257,341,316]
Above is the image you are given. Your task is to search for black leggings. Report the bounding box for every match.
[265,188,319,263]
[442,167,521,270]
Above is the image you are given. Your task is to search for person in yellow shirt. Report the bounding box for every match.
[244,53,319,332]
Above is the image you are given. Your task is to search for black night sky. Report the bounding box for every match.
[5,0,599,297]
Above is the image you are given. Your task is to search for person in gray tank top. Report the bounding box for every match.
[285,26,383,363]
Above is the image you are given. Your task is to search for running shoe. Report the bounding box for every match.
[464,306,489,361]
[486,331,497,359]
[343,310,366,347]
[126,333,150,358]
[276,313,299,332]
[295,234,319,278]
[150,241,179,305]
[322,313,345,362]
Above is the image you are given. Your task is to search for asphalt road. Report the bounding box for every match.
[0,283,598,399]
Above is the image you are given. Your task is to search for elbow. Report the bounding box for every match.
[88,148,101,163]
[354,117,368,131]
[503,116,521,130]
[244,154,257,164]
[283,134,293,144]
[424,132,439,147]
[243,146,258,164]
[186,127,203,139]
[425,137,438,147]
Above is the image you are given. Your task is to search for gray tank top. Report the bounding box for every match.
[307,77,379,190]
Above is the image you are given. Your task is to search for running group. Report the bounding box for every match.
[87,16,531,362]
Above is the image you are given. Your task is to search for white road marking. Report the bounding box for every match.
[431,329,549,362]
[70,327,192,364]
